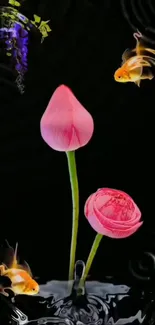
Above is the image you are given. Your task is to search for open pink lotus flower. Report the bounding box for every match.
[84,188,143,239]
[40,85,94,152]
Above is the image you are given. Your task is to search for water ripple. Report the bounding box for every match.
[0,260,154,324]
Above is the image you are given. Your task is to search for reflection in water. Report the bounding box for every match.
[0,2,51,94]
[6,281,148,324]
[0,260,154,325]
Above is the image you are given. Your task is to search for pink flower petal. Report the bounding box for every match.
[95,188,141,223]
[84,188,143,239]
[84,193,96,219]
[40,85,94,152]
[93,200,141,229]
[88,214,143,238]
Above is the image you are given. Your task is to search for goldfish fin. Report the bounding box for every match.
[148,58,155,66]
[11,243,18,269]
[4,240,19,269]
[2,263,8,269]
[138,59,152,67]
[145,48,155,55]
[129,58,151,70]
[128,66,143,80]
[149,72,154,80]
[5,241,32,275]
[133,30,144,55]
[4,240,16,268]
[127,55,142,67]
[20,260,33,277]
[0,264,6,275]
[128,54,152,68]
[141,70,154,80]
[134,79,141,87]
[136,42,143,56]
[121,48,131,64]
[133,30,143,42]
[130,45,145,55]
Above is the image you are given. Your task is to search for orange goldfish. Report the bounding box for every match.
[0,241,39,296]
[114,30,155,87]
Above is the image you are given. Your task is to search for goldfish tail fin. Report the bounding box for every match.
[4,240,18,269]
[14,243,18,261]
[140,69,154,80]
[5,239,11,249]
[133,30,142,42]
[145,48,155,55]
[13,242,18,268]
[146,69,154,80]
[148,58,155,66]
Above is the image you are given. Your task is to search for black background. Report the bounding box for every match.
[0,0,155,285]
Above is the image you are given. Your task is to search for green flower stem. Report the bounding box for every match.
[66,151,79,281]
[81,233,103,284]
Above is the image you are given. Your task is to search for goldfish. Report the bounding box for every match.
[0,241,39,296]
[114,30,155,87]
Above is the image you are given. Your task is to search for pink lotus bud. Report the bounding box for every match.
[40,85,94,152]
